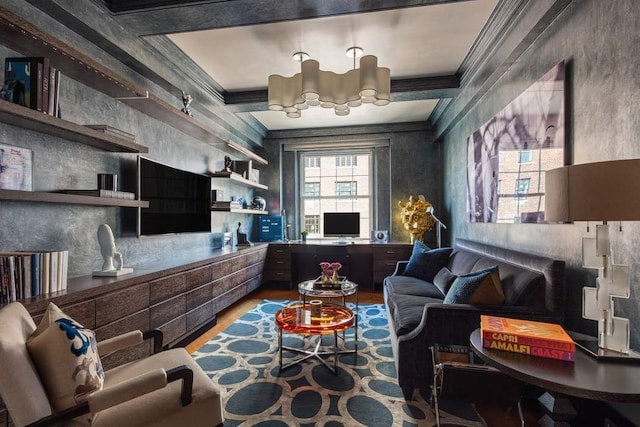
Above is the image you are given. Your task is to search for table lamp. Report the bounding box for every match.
[545,159,640,359]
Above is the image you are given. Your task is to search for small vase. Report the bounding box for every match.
[332,270,340,283]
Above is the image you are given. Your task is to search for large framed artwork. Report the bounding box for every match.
[467,61,566,224]
[0,142,33,191]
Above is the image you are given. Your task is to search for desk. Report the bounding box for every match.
[470,329,640,426]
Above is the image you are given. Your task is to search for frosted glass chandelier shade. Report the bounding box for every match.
[267,49,391,118]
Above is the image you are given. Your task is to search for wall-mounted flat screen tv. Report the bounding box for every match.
[138,157,211,236]
[323,212,360,238]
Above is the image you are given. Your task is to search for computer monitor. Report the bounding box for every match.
[323,212,360,240]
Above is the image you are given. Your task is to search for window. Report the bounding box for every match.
[515,178,530,202]
[304,215,320,234]
[336,181,356,197]
[519,150,533,163]
[304,182,320,196]
[305,156,320,168]
[299,150,372,239]
[336,155,357,167]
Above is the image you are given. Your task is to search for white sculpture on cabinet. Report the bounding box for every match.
[93,224,133,277]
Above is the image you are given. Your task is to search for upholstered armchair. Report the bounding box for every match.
[0,302,223,427]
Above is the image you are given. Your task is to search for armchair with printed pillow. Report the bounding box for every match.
[383,238,566,400]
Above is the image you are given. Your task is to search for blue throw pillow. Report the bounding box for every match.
[444,266,505,305]
[403,242,453,282]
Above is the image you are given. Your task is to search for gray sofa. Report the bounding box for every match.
[383,238,566,400]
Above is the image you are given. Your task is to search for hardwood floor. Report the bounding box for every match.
[185,285,540,426]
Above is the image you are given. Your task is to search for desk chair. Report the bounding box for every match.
[430,345,525,427]
[0,302,223,427]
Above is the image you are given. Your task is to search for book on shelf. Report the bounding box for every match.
[212,201,242,209]
[480,315,575,351]
[48,67,60,116]
[3,57,49,112]
[56,189,135,200]
[0,250,68,304]
[84,124,136,141]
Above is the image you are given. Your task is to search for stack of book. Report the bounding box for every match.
[480,315,575,362]
[2,56,61,116]
[0,250,69,303]
[57,189,136,200]
[212,200,242,210]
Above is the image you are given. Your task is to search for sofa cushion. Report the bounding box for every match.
[433,267,457,295]
[403,243,453,282]
[27,303,105,412]
[388,293,444,336]
[384,275,445,299]
[444,266,505,305]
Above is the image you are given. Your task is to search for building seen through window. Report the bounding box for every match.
[300,150,372,238]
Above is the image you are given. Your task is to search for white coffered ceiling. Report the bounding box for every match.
[123,0,500,130]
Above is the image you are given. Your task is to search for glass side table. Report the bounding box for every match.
[297,279,359,353]
[275,302,354,374]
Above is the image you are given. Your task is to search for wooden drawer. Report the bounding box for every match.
[150,273,186,305]
[150,294,186,329]
[211,258,234,279]
[265,257,290,271]
[267,244,291,259]
[34,299,96,329]
[373,259,401,272]
[95,310,150,369]
[158,314,187,346]
[185,264,213,291]
[263,269,290,281]
[187,301,214,332]
[373,245,412,262]
[247,247,267,265]
[186,282,213,311]
[96,283,149,327]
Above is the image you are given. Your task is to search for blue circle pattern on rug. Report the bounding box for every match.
[192,299,485,427]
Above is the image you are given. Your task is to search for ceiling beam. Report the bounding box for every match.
[106,0,475,36]
[224,75,460,112]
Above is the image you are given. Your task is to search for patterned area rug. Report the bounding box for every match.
[192,299,485,426]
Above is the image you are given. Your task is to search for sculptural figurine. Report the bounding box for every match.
[94,224,133,276]
[236,222,253,246]
[181,91,194,117]
[398,195,436,244]
[224,156,233,172]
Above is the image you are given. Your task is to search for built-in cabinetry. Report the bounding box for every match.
[263,242,412,290]
[22,244,267,369]
[372,244,414,290]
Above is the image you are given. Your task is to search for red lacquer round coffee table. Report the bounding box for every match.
[275,302,354,374]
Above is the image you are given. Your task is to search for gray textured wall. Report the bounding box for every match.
[0,3,257,278]
[440,0,640,346]
[262,125,442,245]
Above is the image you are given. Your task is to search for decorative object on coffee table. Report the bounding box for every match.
[317,261,344,287]
[93,224,133,277]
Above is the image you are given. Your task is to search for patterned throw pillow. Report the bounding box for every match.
[443,266,505,305]
[403,242,453,282]
[26,303,104,412]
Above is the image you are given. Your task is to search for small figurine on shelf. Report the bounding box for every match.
[181,91,194,117]
[236,222,253,246]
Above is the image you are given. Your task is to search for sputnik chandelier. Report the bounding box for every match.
[267,47,390,118]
